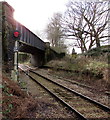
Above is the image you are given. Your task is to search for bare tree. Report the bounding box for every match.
[63,1,110,53]
[45,13,67,52]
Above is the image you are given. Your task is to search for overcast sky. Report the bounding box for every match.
[3,0,69,34]
[1,0,105,53]
[1,0,78,53]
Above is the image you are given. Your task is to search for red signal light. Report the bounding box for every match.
[14,31,20,37]
[13,30,20,40]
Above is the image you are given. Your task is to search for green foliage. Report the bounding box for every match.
[47,54,109,79]
[2,85,13,117]
[8,104,13,109]
[85,45,110,57]
[0,84,4,88]
[2,85,13,96]
[19,81,27,89]
[85,61,108,75]
[3,103,13,115]
[45,47,65,63]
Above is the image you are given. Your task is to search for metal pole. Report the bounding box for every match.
[14,40,19,81]
[11,22,20,81]
[14,22,19,81]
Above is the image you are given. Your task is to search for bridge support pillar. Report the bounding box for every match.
[30,51,45,67]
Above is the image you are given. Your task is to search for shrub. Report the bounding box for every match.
[85,60,108,77]
[84,45,110,58]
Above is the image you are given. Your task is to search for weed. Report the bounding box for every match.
[84,60,108,78]
[3,103,13,114]
[0,84,4,88]
[19,81,27,89]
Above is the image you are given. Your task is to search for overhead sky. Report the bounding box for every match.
[1,0,104,53]
[3,0,69,34]
[1,0,78,53]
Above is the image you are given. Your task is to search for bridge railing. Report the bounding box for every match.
[16,22,45,51]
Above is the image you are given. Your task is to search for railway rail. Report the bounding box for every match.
[19,65,110,120]
[40,66,110,96]
[39,66,95,90]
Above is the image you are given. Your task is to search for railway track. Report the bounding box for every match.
[38,68,95,90]
[19,66,110,120]
[39,66,104,91]
[40,66,110,99]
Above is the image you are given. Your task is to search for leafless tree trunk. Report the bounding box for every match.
[62,1,110,53]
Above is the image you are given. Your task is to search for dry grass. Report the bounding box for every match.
[45,55,110,91]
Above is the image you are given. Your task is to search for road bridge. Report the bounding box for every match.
[0,2,65,74]
[1,2,46,71]
[16,21,46,67]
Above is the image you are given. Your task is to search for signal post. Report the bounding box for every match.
[12,30,20,81]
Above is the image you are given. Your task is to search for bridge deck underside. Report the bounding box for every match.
[19,43,45,55]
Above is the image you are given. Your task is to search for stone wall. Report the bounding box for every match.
[45,44,65,63]
[0,2,2,73]
[1,2,16,72]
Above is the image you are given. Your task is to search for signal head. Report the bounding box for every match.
[13,30,21,40]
